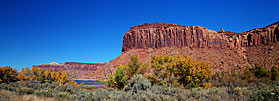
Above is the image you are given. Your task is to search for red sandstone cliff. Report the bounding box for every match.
[107,21,279,73]
[122,22,279,52]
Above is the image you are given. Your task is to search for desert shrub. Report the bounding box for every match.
[54,83,80,94]
[0,83,17,91]
[243,67,255,83]
[209,70,248,87]
[202,83,212,89]
[271,67,279,80]
[208,66,279,88]
[16,87,34,95]
[80,82,85,89]
[132,91,175,101]
[107,74,115,87]
[108,90,130,100]
[55,91,71,99]
[123,75,151,93]
[126,56,147,78]
[68,90,91,101]
[92,88,110,100]
[108,56,147,90]
[254,65,269,78]
[0,81,85,100]
[34,88,53,97]
[147,74,159,85]
[207,87,230,100]
[148,85,187,97]
[34,90,42,96]
[251,81,279,100]
[108,65,128,90]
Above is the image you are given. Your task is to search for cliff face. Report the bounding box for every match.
[105,21,279,73]
[33,62,108,79]
[122,22,279,52]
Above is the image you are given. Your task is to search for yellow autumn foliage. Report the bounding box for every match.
[150,54,211,88]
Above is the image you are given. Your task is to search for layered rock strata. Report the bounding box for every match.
[33,62,107,79]
[122,22,279,52]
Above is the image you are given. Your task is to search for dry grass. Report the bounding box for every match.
[0,90,57,101]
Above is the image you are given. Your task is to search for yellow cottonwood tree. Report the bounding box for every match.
[150,54,211,88]
[0,66,17,83]
[44,70,51,82]
[56,71,62,84]
[50,72,56,81]
[17,68,25,81]
[61,72,68,85]
[175,55,211,88]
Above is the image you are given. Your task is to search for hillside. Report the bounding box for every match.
[35,21,279,79]
[110,21,279,72]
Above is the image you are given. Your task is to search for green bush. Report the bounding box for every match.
[16,87,34,95]
[93,89,110,100]
[55,91,71,99]
[34,88,53,97]
[271,67,279,80]
[123,75,151,93]
[126,56,147,78]
[254,65,269,78]
[251,82,279,100]
[108,65,128,90]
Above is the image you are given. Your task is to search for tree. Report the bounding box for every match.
[0,66,17,83]
[50,72,56,81]
[23,67,31,80]
[243,67,255,83]
[126,56,147,78]
[68,79,75,85]
[107,74,115,87]
[17,68,25,81]
[61,72,68,85]
[80,82,85,89]
[150,55,176,87]
[56,71,62,84]
[44,70,51,82]
[150,54,211,88]
[271,67,279,80]
[254,65,268,78]
[175,55,211,88]
[74,82,79,87]
[31,67,46,82]
[108,65,128,90]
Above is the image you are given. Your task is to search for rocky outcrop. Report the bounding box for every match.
[33,62,108,79]
[122,21,279,52]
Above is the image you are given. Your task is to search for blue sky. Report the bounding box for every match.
[0,0,278,71]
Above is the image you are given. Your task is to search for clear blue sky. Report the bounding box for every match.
[0,0,278,71]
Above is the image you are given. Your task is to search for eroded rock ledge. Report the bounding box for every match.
[122,21,279,52]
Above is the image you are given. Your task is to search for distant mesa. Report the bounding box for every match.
[33,62,108,80]
[49,62,63,66]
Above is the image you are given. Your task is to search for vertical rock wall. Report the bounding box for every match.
[122,22,279,52]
